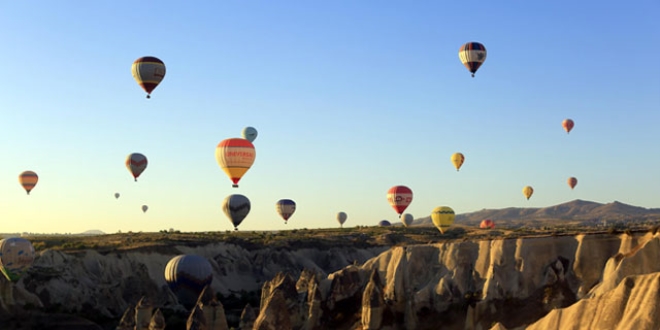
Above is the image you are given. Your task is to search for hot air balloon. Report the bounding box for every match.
[451,153,465,171]
[480,219,495,229]
[401,213,414,227]
[0,237,35,282]
[431,206,455,234]
[142,205,148,213]
[215,138,256,188]
[459,42,487,77]
[522,186,534,200]
[276,199,296,224]
[131,56,166,99]
[242,127,258,143]
[114,193,120,199]
[222,194,251,230]
[164,255,213,309]
[337,212,348,228]
[387,185,413,218]
[126,153,148,182]
[562,119,574,134]
[568,177,578,190]
[378,220,391,227]
[19,171,38,195]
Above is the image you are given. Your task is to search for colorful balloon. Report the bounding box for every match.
[164,255,213,309]
[431,206,455,234]
[0,237,35,282]
[522,186,534,200]
[142,205,148,213]
[126,153,148,182]
[401,213,414,227]
[337,212,348,228]
[242,127,258,143]
[19,171,38,195]
[562,119,574,134]
[378,220,391,227]
[215,138,256,188]
[568,177,578,190]
[480,219,495,229]
[387,185,413,217]
[275,199,296,224]
[114,193,120,199]
[131,56,166,99]
[459,42,487,77]
[451,153,465,171]
[222,194,251,230]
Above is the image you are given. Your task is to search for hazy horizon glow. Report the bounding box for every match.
[1,2,658,233]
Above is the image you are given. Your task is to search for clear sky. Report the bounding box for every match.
[1,1,658,234]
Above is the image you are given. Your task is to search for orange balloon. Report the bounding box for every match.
[480,219,495,229]
[215,138,256,188]
[567,177,578,190]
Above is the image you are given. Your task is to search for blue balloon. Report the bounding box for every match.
[164,255,213,308]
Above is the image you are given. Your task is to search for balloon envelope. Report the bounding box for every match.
[222,194,251,230]
[114,193,120,199]
[459,42,487,77]
[431,206,455,234]
[480,219,495,229]
[337,212,348,227]
[451,153,465,171]
[568,177,578,189]
[164,255,213,309]
[215,138,256,188]
[562,119,574,134]
[387,185,413,217]
[401,213,414,227]
[126,153,148,182]
[0,237,35,282]
[131,56,166,98]
[275,199,296,224]
[378,220,391,227]
[142,205,148,213]
[522,186,534,200]
[19,171,38,195]
[242,127,258,143]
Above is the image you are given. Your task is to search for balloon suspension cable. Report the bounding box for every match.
[232,184,239,188]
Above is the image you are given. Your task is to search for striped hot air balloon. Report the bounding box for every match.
[0,237,35,282]
[562,119,574,134]
[164,255,213,309]
[276,199,296,224]
[19,171,38,195]
[222,194,251,230]
[458,42,487,77]
[480,219,495,229]
[215,138,256,188]
[387,185,413,218]
[126,153,148,182]
[131,56,166,98]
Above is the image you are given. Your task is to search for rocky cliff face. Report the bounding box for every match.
[2,231,660,329]
[252,232,660,330]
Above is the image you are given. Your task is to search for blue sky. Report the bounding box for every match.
[0,1,658,233]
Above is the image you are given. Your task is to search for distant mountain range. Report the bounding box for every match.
[415,200,660,227]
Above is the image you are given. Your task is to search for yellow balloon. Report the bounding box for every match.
[522,186,534,200]
[431,206,455,234]
[451,153,465,171]
[215,138,256,188]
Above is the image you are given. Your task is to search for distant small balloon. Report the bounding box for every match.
[142,205,148,213]
[126,153,148,182]
[222,194,251,230]
[451,153,465,171]
[275,199,296,224]
[480,219,495,229]
[337,212,348,228]
[562,119,574,134]
[522,186,534,200]
[114,193,120,199]
[19,171,38,195]
[242,127,258,143]
[378,220,391,227]
[567,177,578,190]
[131,56,166,99]
[401,213,414,227]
